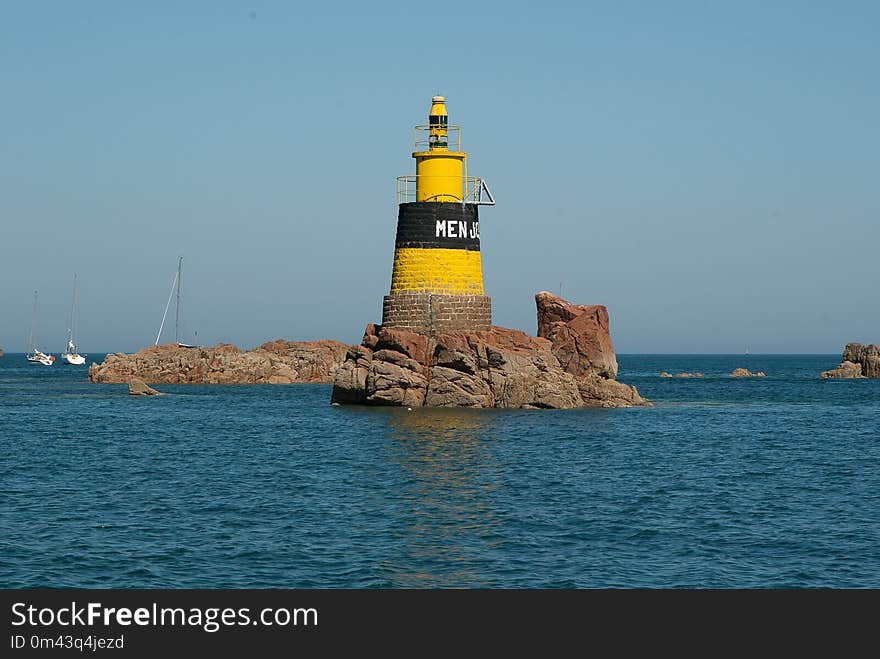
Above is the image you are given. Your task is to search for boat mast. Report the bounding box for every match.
[155,267,178,346]
[29,290,37,352]
[174,256,182,345]
[68,273,77,350]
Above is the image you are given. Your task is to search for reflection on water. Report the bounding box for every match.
[4,358,879,588]
[382,408,503,587]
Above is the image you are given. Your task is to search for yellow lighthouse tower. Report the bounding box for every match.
[382,95,495,334]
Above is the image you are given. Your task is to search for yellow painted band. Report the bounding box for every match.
[414,152,466,202]
[390,248,485,295]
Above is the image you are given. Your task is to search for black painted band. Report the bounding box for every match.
[395,202,481,250]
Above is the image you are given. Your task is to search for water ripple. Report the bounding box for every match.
[1,354,878,587]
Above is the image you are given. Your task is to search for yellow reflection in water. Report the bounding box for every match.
[380,407,504,587]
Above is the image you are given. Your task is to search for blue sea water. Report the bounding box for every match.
[1,353,878,588]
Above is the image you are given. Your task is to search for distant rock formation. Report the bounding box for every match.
[843,343,879,378]
[331,292,651,409]
[820,361,864,379]
[731,368,765,378]
[0,347,4,358]
[822,343,879,378]
[129,378,165,396]
[89,340,350,385]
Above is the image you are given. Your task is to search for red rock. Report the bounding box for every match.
[362,324,380,350]
[89,339,351,385]
[375,327,433,366]
[535,291,618,379]
[330,294,650,409]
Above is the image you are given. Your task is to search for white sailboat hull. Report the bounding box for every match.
[27,290,53,365]
[63,274,86,366]
[27,351,55,366]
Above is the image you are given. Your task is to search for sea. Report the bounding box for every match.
[1,353,878,589]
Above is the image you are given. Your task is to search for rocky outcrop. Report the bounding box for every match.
[820,361,864,379]
[129,378,165,396]
[822,343,879,378]
[331,293,650,409]
[731,368,765,378]
[0,347,4,358]
[842,343,879,378]
[535,291,617,379]
[90,340,350,385]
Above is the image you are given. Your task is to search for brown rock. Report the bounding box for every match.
[90,340,351,385]
[365,357,429,406]
[330,346,373,404]
[577,376,650,408]
[375,327,433,366]
[841,343,880,378]
[731,368,765,378]
[330,293,652,410]
[478,341,582,409]
[527,369,583,409]
[434,346,479,375]
[362,324,380,350]
[129,378,165,396]
[820,360,864,379]
[535,291,618,379]
[425,366,494,408]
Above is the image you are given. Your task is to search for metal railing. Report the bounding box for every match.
[412,125,462,152]
[396,175,495,205]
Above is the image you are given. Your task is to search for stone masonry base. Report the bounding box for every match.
[382,293,492,334]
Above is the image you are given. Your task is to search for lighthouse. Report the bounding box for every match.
[382,95,495,334]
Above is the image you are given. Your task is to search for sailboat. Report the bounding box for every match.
[61,273,86,365]
[26,290,55,366]
[155,256,197,349]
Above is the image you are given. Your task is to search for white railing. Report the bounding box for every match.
[396,176,495,205]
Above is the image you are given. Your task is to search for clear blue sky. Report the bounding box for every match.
[2,1,877,353]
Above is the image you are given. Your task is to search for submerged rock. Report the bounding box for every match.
[331,293,651,410]
[129,378,165,396]
[90,339,349,385]
[731,368,765,378]
[820,360,864,379]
